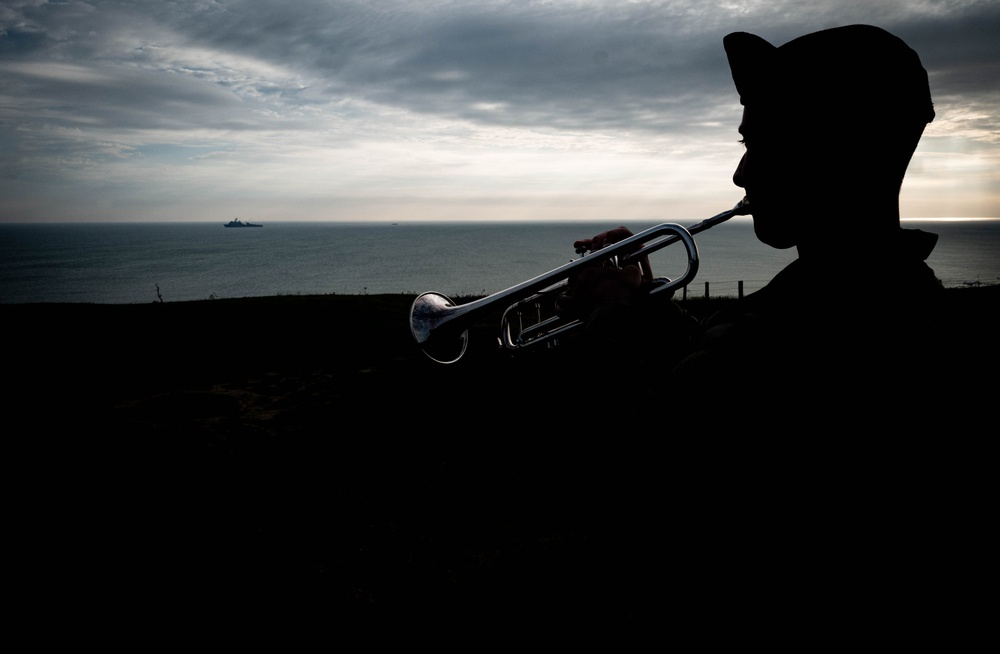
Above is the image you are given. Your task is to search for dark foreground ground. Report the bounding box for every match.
[5,287,998,634]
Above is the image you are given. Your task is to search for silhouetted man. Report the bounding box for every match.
[565,28,990,633]
[571,25,945,421]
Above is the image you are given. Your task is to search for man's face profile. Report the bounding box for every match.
[732,106,814,250]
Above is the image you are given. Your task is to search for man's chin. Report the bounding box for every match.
[752,218,798,250]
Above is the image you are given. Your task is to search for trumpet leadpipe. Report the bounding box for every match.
[619,196,750,267]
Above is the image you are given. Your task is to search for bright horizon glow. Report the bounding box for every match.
[4,216,998,226]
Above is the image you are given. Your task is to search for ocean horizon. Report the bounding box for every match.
[2,218,998,305]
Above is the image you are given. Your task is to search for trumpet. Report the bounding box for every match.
[410,197,750,364]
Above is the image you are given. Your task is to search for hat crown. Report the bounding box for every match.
[724,25,934,124]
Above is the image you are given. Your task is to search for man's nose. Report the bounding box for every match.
[733,153,746,188]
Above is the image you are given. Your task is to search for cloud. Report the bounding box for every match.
[1,0,998,221]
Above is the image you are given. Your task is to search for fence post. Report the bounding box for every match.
[704,281,710,298]
[738,280,743,299]
[682,285,687,301]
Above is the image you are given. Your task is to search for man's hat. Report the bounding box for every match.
[724,25,934,125]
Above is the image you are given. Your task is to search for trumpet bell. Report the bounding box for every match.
[410,292,470,364]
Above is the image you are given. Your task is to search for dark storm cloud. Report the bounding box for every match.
[157,0,744,132]
[4,1,997,137]
[354,10,734,131]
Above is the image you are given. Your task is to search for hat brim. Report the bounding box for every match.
[724,32,777,106]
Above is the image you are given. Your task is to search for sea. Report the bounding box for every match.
[1,218,998,305]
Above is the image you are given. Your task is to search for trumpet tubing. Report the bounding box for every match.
[410,197,750,364]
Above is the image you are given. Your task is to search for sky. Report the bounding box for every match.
[1,0,998,223]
